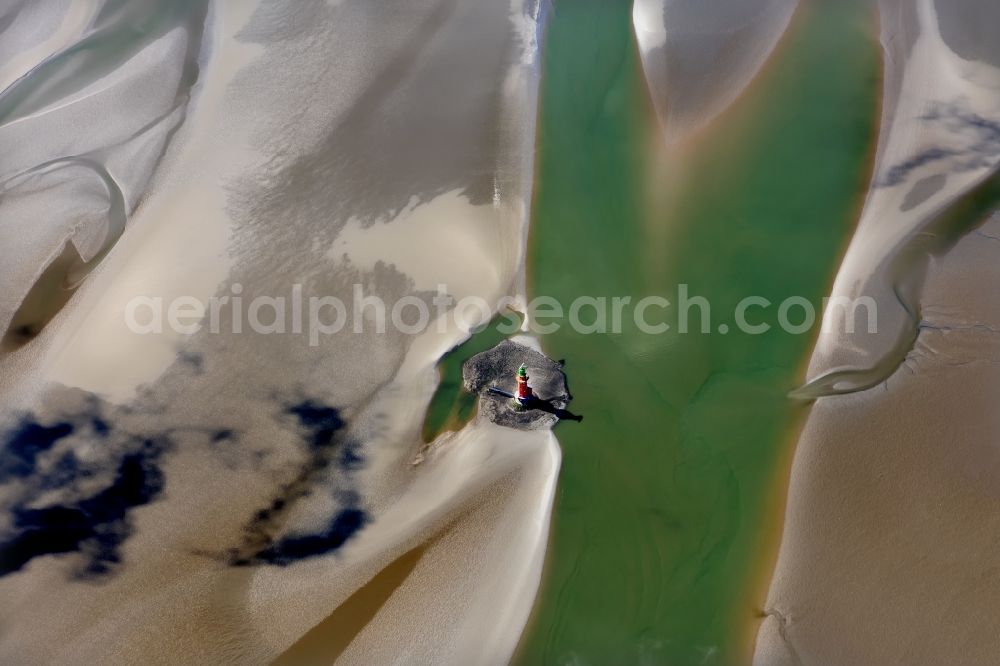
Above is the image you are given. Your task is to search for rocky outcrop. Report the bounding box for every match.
[463,340,580,430]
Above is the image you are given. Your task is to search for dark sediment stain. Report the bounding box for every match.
[0,388,368,579]
[242,508,368,567]
[178,350,205,373]
[516,0,881,662]
[0,395,171,579]
[0,418,75,482]
[2,441,168,578]
[228,400,368,567]
[879,102,1000,187]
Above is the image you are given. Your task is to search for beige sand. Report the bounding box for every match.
[755,214,1000,665]
[0,0,556,664]
[633,0,798,143]
[755,0,1000,662]
[801,0,1000,395]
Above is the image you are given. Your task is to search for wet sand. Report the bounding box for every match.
[3,0,997,662]
[755,215,1000,665]
[633,0,798,143]
[756,0,1000,662]
[0,1,554,663]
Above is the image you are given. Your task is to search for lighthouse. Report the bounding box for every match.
[515,364,533,406]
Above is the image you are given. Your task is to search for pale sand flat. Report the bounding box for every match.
[0,1,555,663]
[801,0,1000,396]
[756,0,1000,659]
[633,0,798,143]
[756,213,1000,665]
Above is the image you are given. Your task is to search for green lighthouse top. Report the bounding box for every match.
[517,364,528,379]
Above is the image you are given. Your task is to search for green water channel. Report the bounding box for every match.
[422,315,520,442]
[418,0,880,660]
[510,0,881,663]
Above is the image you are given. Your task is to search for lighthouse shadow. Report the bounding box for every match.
[526,395,583,423]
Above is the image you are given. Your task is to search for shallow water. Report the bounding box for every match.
[422,315,522,442]
[514,0,880,662]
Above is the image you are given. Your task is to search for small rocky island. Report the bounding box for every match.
[463,339,581,430]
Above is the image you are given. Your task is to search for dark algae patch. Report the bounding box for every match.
[515,0,880,663]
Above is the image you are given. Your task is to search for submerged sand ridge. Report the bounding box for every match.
[633,0,799,142]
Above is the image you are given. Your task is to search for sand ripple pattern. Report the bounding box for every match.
[0,0,208,349]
